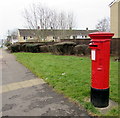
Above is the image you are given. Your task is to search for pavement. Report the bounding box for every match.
[0,49,91,117]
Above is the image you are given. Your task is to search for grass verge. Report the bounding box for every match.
[14,53,118,116]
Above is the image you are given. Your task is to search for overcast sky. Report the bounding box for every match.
[0,0,113,39]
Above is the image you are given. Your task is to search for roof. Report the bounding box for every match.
[109,0,120,7]
[18,29,98,37]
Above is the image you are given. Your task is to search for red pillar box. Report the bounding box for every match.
[89,32,114,108]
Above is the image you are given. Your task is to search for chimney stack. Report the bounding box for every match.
[86,27,88,30]
[38,26,40,29]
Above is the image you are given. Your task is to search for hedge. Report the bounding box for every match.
[10,44,21,52]
[74,44,90,55]
[25,44,40,53]
[8,42,90,56]
[51,42,76,55]
[39,45,49,52]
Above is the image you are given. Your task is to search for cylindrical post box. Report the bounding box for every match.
[89,32,114,108]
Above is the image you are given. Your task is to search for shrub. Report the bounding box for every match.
[7,46,11,51]
[5,41,12,47]
[10,44,21,52]
[25,44,32,52]
[39,45,49,52]
[20,44,27,52]
[25,44,40,53]
[51,42,76,55]
[48,45,54,53]
[74,44,90,55]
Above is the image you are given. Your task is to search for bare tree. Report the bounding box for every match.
[49,10,59,29]
[24,4,39,29]
[67,12,75,29]
[23,4,75,30]
[9,29,18,38]
[58,12,67,29]
[37,5,51,29]
[96,17,110,32]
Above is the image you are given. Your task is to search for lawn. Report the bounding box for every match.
[14,53,118,116]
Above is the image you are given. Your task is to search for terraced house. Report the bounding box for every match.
[110,0,120,38]
[18,29,97,42]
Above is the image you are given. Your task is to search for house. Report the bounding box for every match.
[0,39,4,47]
[7,35,18,44]
[110,0,120,38]
[18,29,97,42]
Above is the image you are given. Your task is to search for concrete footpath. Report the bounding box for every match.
[0,49,91,117]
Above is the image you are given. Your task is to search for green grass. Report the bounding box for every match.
[103,106,119,117]
[14,53,118,116]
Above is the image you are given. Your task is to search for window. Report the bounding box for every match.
[23,36,27,40]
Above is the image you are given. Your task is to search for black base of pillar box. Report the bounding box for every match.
[91,87,109,108]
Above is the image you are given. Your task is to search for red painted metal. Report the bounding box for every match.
[89,32,114,89]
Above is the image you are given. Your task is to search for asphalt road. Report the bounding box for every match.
[1,49,91,117]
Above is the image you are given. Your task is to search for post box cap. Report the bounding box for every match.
[89,32,114,39]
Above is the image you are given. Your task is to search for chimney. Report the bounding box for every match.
[86,27,88,30]
[38,26,40,29]
[69,27,72,30]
